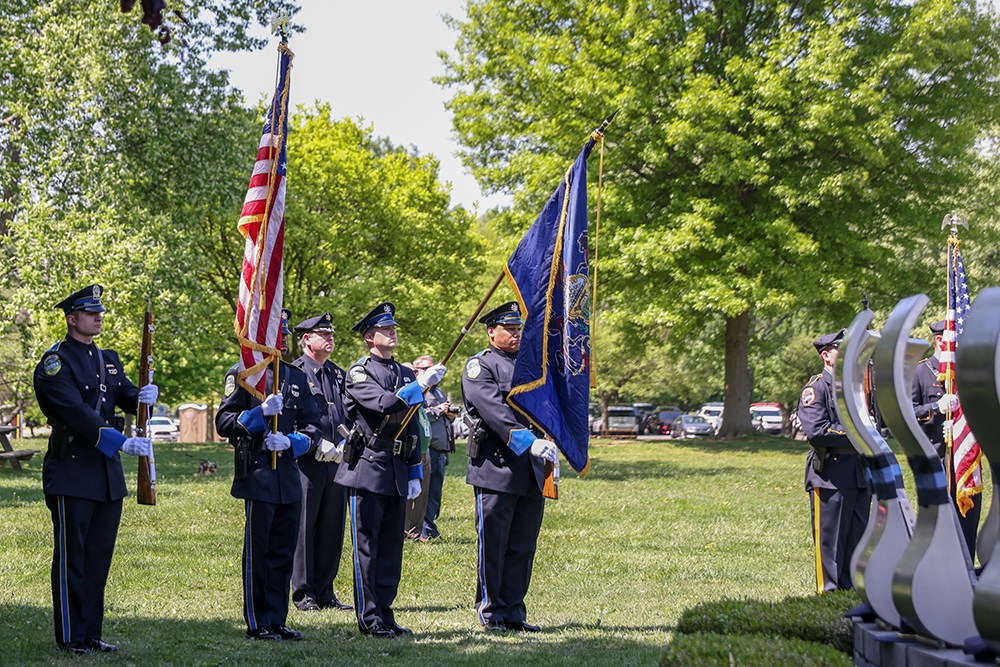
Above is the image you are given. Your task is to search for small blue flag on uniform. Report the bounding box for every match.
[506,138,595,473]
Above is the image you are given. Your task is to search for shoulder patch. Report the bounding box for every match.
[224,374,236,397]
[466,358,482,379]
[42,354,62,377]
[800,387,815,407]
[349,366,368,383]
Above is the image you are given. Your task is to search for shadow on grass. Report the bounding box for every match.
[0,602,668,666]
[655,435,805,455]
[581,455,738,482]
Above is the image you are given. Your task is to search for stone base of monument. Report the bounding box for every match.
[853,619,989,667]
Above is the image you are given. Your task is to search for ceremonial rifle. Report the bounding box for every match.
[135,298,157,505]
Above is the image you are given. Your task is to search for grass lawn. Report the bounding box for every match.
[0,435,832,665]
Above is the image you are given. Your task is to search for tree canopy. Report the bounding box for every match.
[440,0,1000,434]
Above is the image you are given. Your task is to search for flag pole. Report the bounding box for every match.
[941,212,966,495]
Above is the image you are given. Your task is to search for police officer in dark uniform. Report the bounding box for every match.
[462,301,558,633]
[215,309,321,641]
[34,284,158,655]
[911,319,981,559]
[335,302,436,638]
[797,329,871,593]
[290,312,353,612]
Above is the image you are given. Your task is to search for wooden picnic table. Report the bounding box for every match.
[0,425,38,470]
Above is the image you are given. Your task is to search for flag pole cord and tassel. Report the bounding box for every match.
[590,130,606,391]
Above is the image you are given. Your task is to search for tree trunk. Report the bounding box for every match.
[719,310,753,438]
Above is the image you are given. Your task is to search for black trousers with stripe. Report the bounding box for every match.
[474,487,544,625]
[291,476,348,606]
[46,495,122,646]
[347,489,406,632]
[242,499,300,632]
[810,486,870,592]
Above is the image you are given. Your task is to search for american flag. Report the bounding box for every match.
[234,41,293,398]
[938,239,983,516]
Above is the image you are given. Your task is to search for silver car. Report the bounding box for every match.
[670,414,715,438]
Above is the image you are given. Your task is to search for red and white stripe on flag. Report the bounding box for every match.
[233,43,292,399]
[938,241,984,516]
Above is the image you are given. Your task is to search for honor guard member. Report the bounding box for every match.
[290,312,353,612]
[215,308,321,641]
[797,329,871,593]
[911,320,981,560]
[34,284,158,655]
[335,302,441,638]
[462,301,558,633]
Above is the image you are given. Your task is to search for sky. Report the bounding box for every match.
[208,1,510,213]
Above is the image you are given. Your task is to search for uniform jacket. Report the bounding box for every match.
[34,337,140,502]
[334,354,422,496]
[291,354,349,483]
[797,368,868,492]
[462,346,546,496]
[911,356,946,458]
[216,364,321,504]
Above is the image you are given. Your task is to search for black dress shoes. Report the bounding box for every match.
[295,598,321,612]
[245,627,282,640]
[507,620,541,632]
[268,625,302,640]
[483,620,508,632]
[363,624,396,639]
[388,623,413,636]
[60,642,91,655]
[320,596,353,611]
[86,639,119,653]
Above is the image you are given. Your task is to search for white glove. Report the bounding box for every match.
[261,393,283,417]
[315,438,343,463]
[942,420,954,440]
[137,384,159,405]
[936,394,959,414]
[417,364,447,390]
[530,438,558,463]
[265,431,291,451]
[407,479,422,500]
[122,437,152,457]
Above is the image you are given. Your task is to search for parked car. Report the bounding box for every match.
[697,402,724,434]
[147,416,179,442]
[670,414,715,438]
[652,409,683,435]
[592,404,642,435]
[750,402,784,434]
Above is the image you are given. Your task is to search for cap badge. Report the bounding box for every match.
[93,285,102,298]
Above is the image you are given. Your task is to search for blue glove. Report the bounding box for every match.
[138,384,159,405]
[407,479,422,500]
[122,437,152,457]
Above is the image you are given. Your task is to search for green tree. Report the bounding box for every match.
[440,0,1000,437]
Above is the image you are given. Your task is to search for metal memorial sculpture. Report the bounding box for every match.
[874,294,976,646]
[834,308,915,628]
[953,287,1000,652]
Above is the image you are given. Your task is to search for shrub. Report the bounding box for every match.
[661,631,853,667]
[675,590,859,654]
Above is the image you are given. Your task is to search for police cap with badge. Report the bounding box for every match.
[479,301,523,327]
[812,329,845,354]
[280,308,292,335]
[295,312,334,335]
[351,302,398,334]
[56,284,107,314]
[929,320,946,336]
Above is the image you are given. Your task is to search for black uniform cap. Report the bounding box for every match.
[280,308,292,335]
[812,329,845,353]
[479,301,524,326]
[352,302,398,334]
[296,312,334,334]
[929,320,946,335]
[56,284,106,314]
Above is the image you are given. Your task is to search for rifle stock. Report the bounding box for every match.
[136,298,157,506]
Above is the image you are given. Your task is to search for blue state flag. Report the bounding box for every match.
[506,138,595,473]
